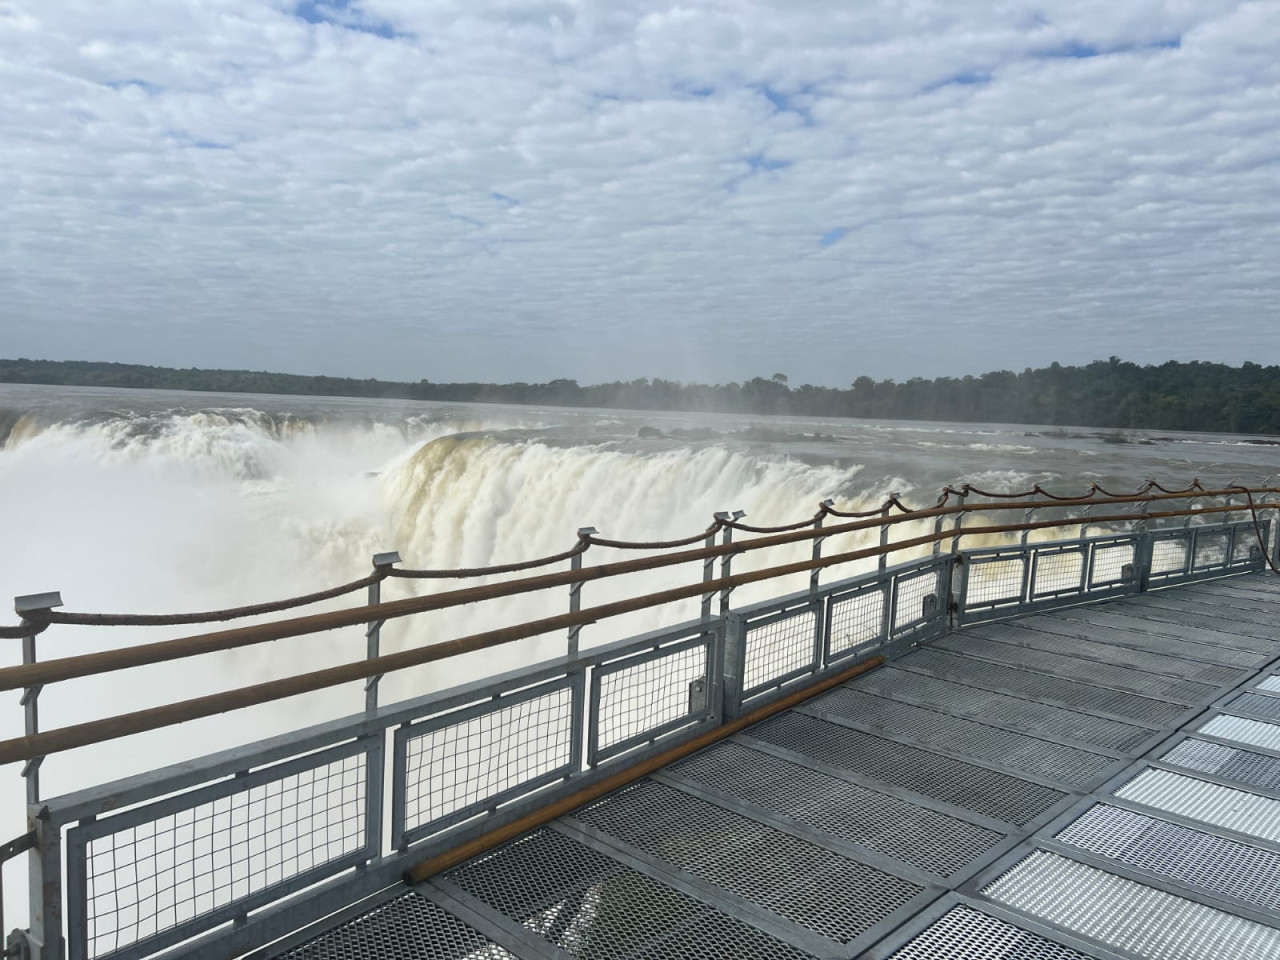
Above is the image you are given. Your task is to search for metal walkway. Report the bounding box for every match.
[259,572,1280,960]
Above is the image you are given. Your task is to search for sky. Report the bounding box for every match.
[1,0,1278,387]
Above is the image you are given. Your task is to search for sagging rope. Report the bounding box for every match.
[5,477,1268,633]
[391,538,590,578]
[32,571,390,628]
[1232,486,1280,577]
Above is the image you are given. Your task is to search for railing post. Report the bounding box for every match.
[365,553,399,717]
[1133,501,1153,592]
[716,512,745,615]
[949,490,968,554]
[1021,491,1038,545]
[14,593,63,960]
[810,500,833,594]
[701,522,719,619]
[567,529,596,657]
[1078,504,1092,540]
[878,494,898,572]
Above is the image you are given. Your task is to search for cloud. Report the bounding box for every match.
[1,0,1278,386]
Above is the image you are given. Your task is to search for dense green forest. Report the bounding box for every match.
[3,356,1280,435]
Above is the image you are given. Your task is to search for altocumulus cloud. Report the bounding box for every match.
[0,0,1277,385]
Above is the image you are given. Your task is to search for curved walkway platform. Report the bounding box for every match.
[263,574,1280,960]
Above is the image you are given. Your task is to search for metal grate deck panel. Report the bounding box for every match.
[1198,714,1280,752]
[571,778,922,944]
[1164,738,1280,793]
[445,828,819,959]
[747,711,1067,825]
[1056,803,1280,912]
[848,667,1154,753]
[981,850,1280,960]
[899,648,1187,725]
[933,634,1217,703]
[1063,608,1278,653]
[665,740,1003,878]
[1226,691,1280,721]
[887,905,1095,960]
[965,622,1252,684]
[1128,595,1280,631]
[1113,768,1280,843]
[271,893,520,960]
[806,686,1114,786]
[1015,613,1270,667]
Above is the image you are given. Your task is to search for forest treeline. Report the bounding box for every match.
[3,356,1280,435]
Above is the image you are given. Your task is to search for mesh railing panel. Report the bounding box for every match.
[741,607,817,696]
[826,586,885,661]
[72,743,371,960]
[1150,537,1191,576]
[964,558,1025,607]
[1031,550,1085,598]
[892,567,944,633]
[591,637,711,763]
[399,682,576,842]
[1193,531,1231,570]
[1090,542,1135,586]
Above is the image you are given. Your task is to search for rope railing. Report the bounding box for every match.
[5,480,1273,638]
[0,496,1274,766]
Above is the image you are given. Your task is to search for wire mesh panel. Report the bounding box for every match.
[1030,547,1086,600]
[588,631,714,765]
[1149,534,1191,578]
[1198,714,1280,752]
[665,740,1003,879]
[1163,738,1280,794]
[1193,530,1232,571]
[394,677,580,847]
[747,711,1067,825]
[1113,768,1280,843]
[572,778,923,945]
[1056,803,1280,913]
[271,892,522,959]
[891,563,948,637]
[444,827,820,959]
[980,849,1280,960]
[1088,539,1137,588]
[887,904,1095,959]
[740,603,820,698]
[825,581,888,664]
[963,555,1027,609]
[66,738,377,960]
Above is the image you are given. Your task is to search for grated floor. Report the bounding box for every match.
[268,573,1280,960]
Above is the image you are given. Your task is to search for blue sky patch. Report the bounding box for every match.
[745,154,790,173]
[821,227,846,247]
[293,0,403,40]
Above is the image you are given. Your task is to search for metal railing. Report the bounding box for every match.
[1,481,1276,960]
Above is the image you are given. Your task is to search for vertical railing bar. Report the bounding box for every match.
[809,502,832,594]
[878,495,897,573]
[701,521,720,620]
[718,511,745,616]
[949,490,968,554]
[567,528,596,658]
[365,552,399,718]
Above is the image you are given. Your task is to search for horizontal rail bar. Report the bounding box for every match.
[0,503,1269,765]
[5,488,1270,691]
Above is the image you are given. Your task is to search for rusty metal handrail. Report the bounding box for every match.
[0,495,1273,767]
